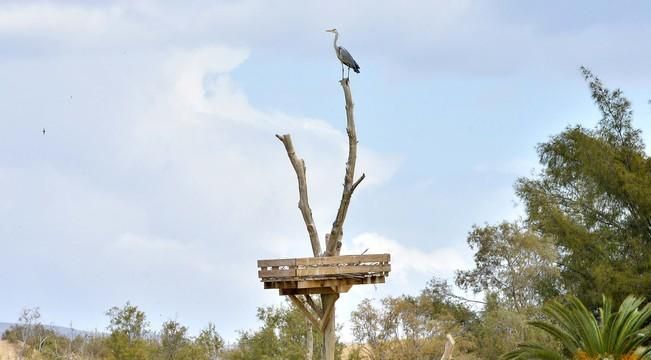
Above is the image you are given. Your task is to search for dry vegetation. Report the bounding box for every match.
[0,340,19,360]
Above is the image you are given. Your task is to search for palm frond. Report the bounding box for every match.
[500,295,651,359]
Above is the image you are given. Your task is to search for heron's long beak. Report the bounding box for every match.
[325,29,334,32]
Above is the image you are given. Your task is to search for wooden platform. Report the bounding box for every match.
[257,254,391,295]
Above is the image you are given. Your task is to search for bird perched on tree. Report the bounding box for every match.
[326,29,360,80]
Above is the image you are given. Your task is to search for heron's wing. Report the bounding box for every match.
[338,47,360,70]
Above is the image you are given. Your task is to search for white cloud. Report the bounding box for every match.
[0,3,120,37]
[4,1,651,79]
[114,233,188,252]
[111,233,218,276]
[344,232,471,280]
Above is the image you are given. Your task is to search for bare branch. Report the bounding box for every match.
[276,133,322,257]
[325,78,364,256]
[444,292,487,305]
[289,295,321,330]
[304,294,323,317]
[352,173,366,192]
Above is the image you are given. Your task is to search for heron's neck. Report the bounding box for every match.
[332,32,339,52]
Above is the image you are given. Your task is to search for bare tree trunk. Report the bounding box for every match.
[440,334,455,360]
[322,78,363,360]
[325,78,365,256]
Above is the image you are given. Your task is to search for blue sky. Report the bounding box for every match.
[1,0,651,342]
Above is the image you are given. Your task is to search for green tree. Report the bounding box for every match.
[516,68,651,308]
[224,302,331,360]
[1,307,46,359]
[455,221,561,311]
[159,320,189,360]
[349,298,391,359]
[502,295,651,360]
[105,302,153,360]
[454,222,560,357]
[195,323,224,360]
[350,280,477,360]
[106,302,149,343]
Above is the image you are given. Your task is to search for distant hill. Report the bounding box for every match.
[0,322,97,339]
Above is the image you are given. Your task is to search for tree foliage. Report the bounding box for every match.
[1,303,228,360]
[105,302,153,360]
[223,302,334,360]
[195,323,224,360]
[516,68,651,308]
[456,221,561,311]
[159,320,190,360]
[349,278,477,360]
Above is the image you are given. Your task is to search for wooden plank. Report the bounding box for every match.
[258,269,296,278]
[264,276,385,295]
[288,295,321,331]
[263,276,386,290]
[265,280,298,289]
[294,277,385,289]
[279,287,338,295]
[297,265,390,277]
[295,254,389,266]
[257,258,296,268]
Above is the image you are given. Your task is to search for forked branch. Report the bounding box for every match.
[325,78,365,256]
[276,134,322,257]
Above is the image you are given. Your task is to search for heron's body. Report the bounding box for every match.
[326,29,360,79]
[336,46,360,73]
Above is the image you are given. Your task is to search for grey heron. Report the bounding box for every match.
[326,29,360,79]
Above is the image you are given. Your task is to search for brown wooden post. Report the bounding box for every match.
[321,294,337,359]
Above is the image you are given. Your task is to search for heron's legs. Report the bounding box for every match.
[347,67,350,79]
[341,63,344,80]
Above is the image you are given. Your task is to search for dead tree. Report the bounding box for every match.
[258,78,390,360]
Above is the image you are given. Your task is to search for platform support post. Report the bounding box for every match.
[321,293,337,360]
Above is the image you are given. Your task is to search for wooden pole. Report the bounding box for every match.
[440,334,455,360]
[321,294,337,360]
